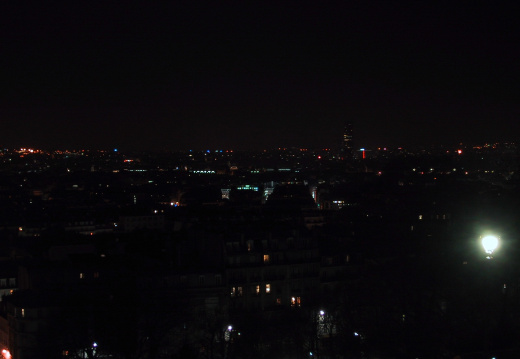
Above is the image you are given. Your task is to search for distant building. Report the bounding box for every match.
[225,229,320,313]
[342,123,353,158]
[119,214,165,233]
[0,272,17,302]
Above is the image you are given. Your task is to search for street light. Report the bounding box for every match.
[225,325,233,342]
[481,235,499,259]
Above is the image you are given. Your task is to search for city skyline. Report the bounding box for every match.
[1,2,519,151]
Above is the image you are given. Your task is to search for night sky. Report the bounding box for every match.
[1,2,519,151]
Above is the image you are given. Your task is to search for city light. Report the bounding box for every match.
[225,325,233,342]
[481,235,499,259]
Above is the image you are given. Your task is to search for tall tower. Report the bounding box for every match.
[342,123,353,158]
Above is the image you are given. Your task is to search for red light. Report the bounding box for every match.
[457,149,462,154]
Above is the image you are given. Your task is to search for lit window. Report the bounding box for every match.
[238,286,243,296]
[291,296,301,307]
[256,285,260,294]
[418,215,423,220]
[79,273,84,279]
[266,284,271,293]
[276,298,281,305]
[263,254,270,263]
[231,287,236,297]
[21,308,25,318]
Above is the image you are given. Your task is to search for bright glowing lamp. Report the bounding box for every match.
[482,235,499,258]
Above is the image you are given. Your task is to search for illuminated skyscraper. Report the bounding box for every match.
[342,123,353,158]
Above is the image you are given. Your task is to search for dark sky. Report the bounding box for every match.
[1,2,519,151]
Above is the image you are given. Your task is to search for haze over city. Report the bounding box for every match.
[3,4,520,358]
[2,2,519,151]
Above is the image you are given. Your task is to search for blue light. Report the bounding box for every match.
[114,148,118,152]
[207,150,210,153]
